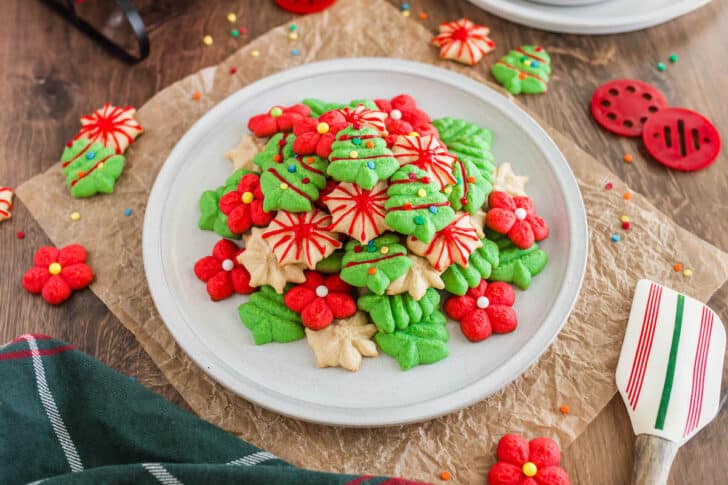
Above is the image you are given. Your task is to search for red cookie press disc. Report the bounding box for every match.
[275,0,336,14]
[591,79,668,137]
[642,107,721,171]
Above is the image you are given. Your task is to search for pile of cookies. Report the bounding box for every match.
[195,94,550,371]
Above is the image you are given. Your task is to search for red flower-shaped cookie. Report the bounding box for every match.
[247,104,311,137]
[292,110,348,158]
[375,95,438,146]
[194,239,254,301]
[486,191,549,249]
[444,280,517,342]
[219,173,274,234]
[22,245,94,305]
[284,272,357,330]
[488,434,570,485]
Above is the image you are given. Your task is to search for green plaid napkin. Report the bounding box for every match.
[0,334,430,485]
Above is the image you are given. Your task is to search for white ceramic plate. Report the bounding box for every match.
[467,0,711,34]
[143,58,588,427]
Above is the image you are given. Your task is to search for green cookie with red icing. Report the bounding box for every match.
[253,133,295,172]
[384,166,455,243]
[61,138,124,198]
[339,234,412,295]
[327,126,398,189]
[260,154,328,212]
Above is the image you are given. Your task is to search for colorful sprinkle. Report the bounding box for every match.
[413,215,425,225]
[620,215,630,223]
[401,2,410,9]
[368,267,377,275]
[349,151,359,158]
[669,54,679,63]
[227,12,237,23]
[289,24,297,31]
[623,154,633,163]
[202,35,213,46]
[657,62,666,72]
[365,141,374,149]
[70,212,81,221]
[439,470,451,481]
[604,182,613,190]
[16,231,25,239]
[380,246,389,254]
[229,66,237,74]
[419,12,428,20]
[279,183,289,190]
[231,29,240,38]
[251,50,260,57]
[287,164,296,173]
[622,221,631,230]
[623,192,632,200]
[683,269,693,277]
[85,151,95,160]
[192,91,201,101]
[559,404,570,414]
[611,234,621,242]
[673,263,683,272]
[123,208,132,216]
[367,245,377,253]
[417,188,427,197]
[402,10,411,16]
[291,49,300,56]
[428,205,438,214]
[288,32,298,41]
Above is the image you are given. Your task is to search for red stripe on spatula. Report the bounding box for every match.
[626,283,662,409]
[684,308,713,436]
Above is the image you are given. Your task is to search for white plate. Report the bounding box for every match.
[143,58,588,427]
[468,0,711,34]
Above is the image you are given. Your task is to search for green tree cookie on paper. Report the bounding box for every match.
[433,117,495,186]
[340,234,412,295]
[384,166,455,243]
[259,154,328,212]
[237,285,305,345]
[327,126,398,189]
[441,238,500,295]
[253,133,295,172]
[487,230,548,290]
[374,320,449,371]
[446,158,489,214]
[357,288,443,334]
[61,138,124,198]
[198,169,250,239]
[491,45,551,95]
[303,98,378,118]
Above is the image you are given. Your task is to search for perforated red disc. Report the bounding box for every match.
[642,107,721,171]
[275,0,336,14]
[591,79,668,137]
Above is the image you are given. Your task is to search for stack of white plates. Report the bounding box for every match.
[467,0,712,34]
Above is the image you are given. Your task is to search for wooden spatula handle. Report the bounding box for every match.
[631,434,680,485]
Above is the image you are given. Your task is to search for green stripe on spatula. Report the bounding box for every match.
[655,294,685,430]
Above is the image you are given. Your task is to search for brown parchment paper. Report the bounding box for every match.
[16,0,728,483]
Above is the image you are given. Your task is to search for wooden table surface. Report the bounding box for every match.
[1,0,726,483]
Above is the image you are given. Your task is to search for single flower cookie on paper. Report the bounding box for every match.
[432,18,495,66]
[0,186,13,222]
[225,133,266,172]
[387,255,444,301]
[237,227,306,294]
[305,312,378,372]
[492,163,529,197]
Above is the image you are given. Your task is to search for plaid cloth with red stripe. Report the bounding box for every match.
[0,334,431,485]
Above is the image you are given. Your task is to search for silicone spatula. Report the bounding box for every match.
[616,279,726,484]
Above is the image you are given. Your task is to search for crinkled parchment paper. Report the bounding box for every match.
[16,0,728,483]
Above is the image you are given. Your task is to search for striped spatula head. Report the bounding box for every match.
[616,279,725,445]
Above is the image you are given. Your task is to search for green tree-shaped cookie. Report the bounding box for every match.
[445,158,489,214]
[303,98,378,118]
[253,133,295,172]
[340,234,412,295]
[259,154,328,212]
[384,166,455,243]
[491,45,551,95]
[327,126,398,189]
[238,286,305,345]
[198,169,250,239]
[433,117,495,186]
[487,231,549,290]
[441,238,500,295]
[374,320,449,371]
[61,138,124,198]
[357,288,443,334]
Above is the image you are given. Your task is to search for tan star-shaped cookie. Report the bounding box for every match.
[492,163,528,197]
[225,133,266,172]
[387,255,444,300]
[305,312,378,372]
[237,227,306,294]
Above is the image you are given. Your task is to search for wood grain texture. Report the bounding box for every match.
[632,435,680,485]
[0,0,726,483]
